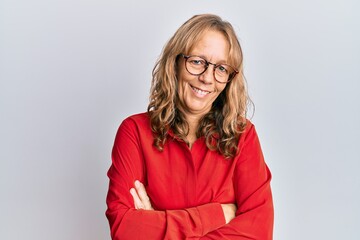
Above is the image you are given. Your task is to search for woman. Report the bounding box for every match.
[106,14,274,239]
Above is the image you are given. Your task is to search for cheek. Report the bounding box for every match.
[177,76,187,93]
[177,66,188,85]
[178,70,195,91]
[215,83,227,94]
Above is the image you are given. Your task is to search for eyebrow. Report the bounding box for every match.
[191,53,228,64]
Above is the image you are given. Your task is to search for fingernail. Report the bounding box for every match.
[135,180,141,188]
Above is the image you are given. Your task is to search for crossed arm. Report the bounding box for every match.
[130,180,237,224]
[106,118,274,239]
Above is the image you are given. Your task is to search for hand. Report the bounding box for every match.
[221,203,237,224]
[129,180,154,210]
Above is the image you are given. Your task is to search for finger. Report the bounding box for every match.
[130,188,144,209]
[134,180,153,210]
[130,187,144,209]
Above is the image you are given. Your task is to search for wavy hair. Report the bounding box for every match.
[148,14,251,158]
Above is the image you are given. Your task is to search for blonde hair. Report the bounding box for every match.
[148,14,250,158]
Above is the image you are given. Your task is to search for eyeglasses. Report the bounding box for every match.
[181,54,238,83]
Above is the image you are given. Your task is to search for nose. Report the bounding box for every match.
[198,64,216,84]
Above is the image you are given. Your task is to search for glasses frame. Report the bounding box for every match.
[181,54,239,83]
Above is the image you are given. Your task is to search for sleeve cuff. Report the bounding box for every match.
[197,202,225,235]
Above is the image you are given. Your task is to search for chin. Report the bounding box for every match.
[186,103,211,114]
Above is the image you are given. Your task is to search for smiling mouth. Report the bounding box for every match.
[190,85,211,96]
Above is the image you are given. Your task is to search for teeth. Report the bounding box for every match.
[192,86,210,95]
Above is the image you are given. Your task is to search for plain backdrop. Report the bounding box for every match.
[1,0,359,239]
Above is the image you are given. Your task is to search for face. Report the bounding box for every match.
[177,30,230,119]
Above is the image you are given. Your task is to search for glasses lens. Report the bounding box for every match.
[214,65,231,83]
[186,56,206,75]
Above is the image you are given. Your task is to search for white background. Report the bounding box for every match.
[1,0,359,239]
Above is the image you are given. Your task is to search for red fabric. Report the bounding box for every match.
[106,113,274,240]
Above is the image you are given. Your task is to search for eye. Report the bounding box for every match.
[217,65,229,74]
[190,59,205,65]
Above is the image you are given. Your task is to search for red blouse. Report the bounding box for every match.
[106,113,274,239]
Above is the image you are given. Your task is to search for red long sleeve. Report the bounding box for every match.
[105,113,273,239]
[200,124,274,239]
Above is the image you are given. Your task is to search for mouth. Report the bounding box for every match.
[190,85,211,97]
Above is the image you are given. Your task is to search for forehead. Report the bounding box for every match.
[188,30,230,62]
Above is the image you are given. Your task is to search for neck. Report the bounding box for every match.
[183,112,203,147]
